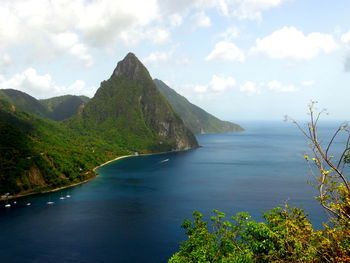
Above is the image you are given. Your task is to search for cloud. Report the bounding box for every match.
[209,75,236,91]
[267,80,296,92]
[252,26,338,59]
[341,30,350,43]
[169,13,183,27]
[301,80,316,86]
[239,80,297,95]
[239,81,262,95]
[51,31,93,66]
[0,68,96,98]
[143,51,173,64]
[345,56,350,72]
[217,26,240,41]
[192,12,211,28]
[0,0,161,65]
[185,75,236,95]
[217,0,288,20]
[143,48,191,66]
[0,54,12,69]
[205,41,245,62]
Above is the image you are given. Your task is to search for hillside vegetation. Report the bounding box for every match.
[0,98,127,195]
[154,79,243,134]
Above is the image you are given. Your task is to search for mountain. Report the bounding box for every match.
[0,97,126,195]
[0,90,90,122]
[154,79,244,134]
[69,53,198,152]
[40,95,90,121]
[0,89,50,118]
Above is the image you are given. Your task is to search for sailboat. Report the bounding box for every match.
[4,193,11,208]
[47,195,54,205]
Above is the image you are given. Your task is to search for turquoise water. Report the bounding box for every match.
[0,121,344,262]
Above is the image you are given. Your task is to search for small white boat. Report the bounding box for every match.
[66,195,71,198]
[47,201,54,205]
[59,196,65,200]
[5,204,11,208]
[160,158,169,163]
[26,203,31,206]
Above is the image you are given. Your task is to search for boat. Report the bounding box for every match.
[3,193,11,208]
[66,195,71,198]
[26,203,31,206]
[160,158,170,163]
[47,195,54,205]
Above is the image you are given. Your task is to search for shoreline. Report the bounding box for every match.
[1,147,197,201]
[0,154,133,201]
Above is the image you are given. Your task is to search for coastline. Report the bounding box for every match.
[1,148,197,201]
[0,154,133,201]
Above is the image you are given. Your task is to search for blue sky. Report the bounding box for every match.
[0,0,349,121]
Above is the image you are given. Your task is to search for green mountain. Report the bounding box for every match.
[0,90,90,122]
[0,89,50,118]
[0,97,126,195]
[40,95,90,121]
[68,53,198,153]
[0,53,198,196]
[154,79,244,134]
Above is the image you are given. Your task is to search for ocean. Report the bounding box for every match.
[0,121,345,262]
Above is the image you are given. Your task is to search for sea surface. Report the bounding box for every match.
[0,121,347,263]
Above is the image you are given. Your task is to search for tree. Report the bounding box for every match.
[286,101,350,226]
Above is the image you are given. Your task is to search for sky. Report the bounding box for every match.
[0,0,350,121]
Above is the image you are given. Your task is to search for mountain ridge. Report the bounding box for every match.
[154,79,244,134]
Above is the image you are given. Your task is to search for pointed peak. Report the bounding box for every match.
[124,52,137,60]
[111,52,150,81]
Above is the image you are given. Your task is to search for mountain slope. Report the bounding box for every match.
[40,95,90,121]
[0,89,50,118]
[154,79,244,134]
[69,53,198,152]
[0,97,127,195]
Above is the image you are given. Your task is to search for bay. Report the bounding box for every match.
[0,121,345,262]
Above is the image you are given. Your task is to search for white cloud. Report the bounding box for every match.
[0,0,161,64]
[205,41,245,62]
[240,81,262,95]
[147,28,171,44]
[0,54,12,68]
[209,75,236,91]
[51,32,93,66]
[341,30,350,43]
[217,0,288,20]
[192,12,211,28]
[301,80,316,86]
[169,13,183,27]
[184,75,236,95]
[345,56,350,72]
[267,80,296,92]
[143,48,191,66]
[218,26,240,41]
[0,68,95,98]
[239,79,297,95]
[143,51,172,64]
[194,85,208,93]
[253,27,338,59]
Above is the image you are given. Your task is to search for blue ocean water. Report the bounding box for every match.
[0,121,346,262]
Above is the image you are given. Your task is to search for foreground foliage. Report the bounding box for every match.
[169,206,350,263]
